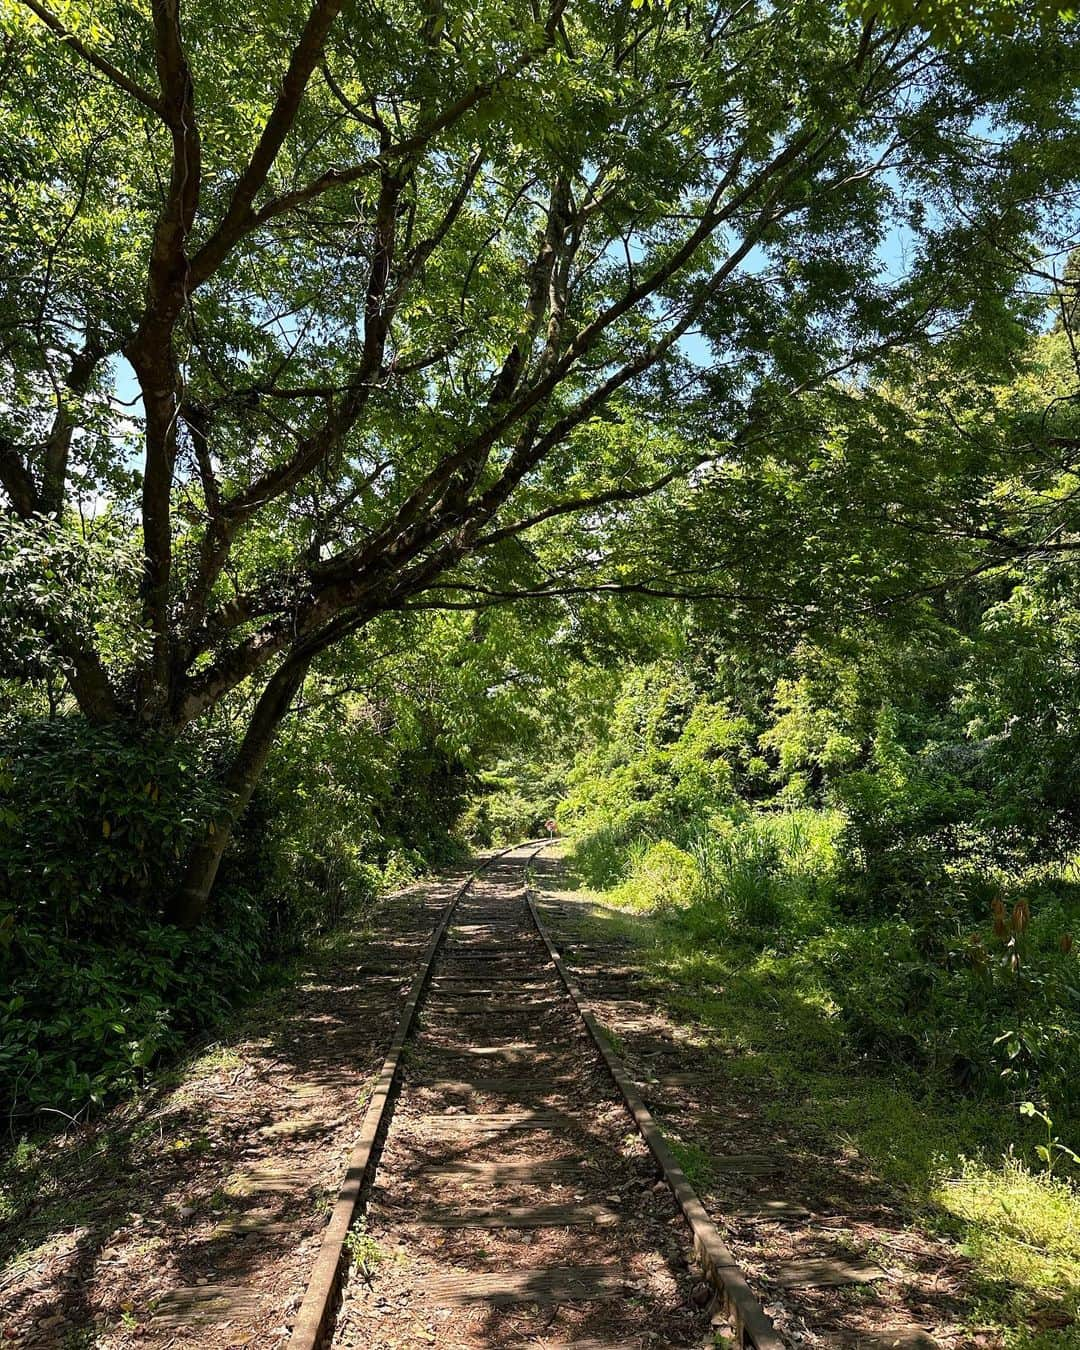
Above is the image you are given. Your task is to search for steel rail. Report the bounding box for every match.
[524,844,785,1350]
[289,837,780,1349]
[287,840,543,1350]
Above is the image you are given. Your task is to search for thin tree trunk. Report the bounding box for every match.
[166,655,309,927]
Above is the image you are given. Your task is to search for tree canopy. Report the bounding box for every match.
[2,0,1080,917]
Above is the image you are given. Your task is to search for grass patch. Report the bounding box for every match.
[668,1137,720,1190]
[937,1159,1080,1342]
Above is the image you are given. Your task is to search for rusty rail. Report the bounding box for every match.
[287,841,542,1350]
[289,838,780,1349]
[524,846,784,1350]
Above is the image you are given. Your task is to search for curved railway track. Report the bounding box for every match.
[290,842,781,1350]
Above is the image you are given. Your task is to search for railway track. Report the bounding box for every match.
[289,843,781,1350]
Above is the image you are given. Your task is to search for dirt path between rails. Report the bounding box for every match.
[0,869,471,1348]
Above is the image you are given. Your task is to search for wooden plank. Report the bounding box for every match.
[442,945,544,955]
[414,1201,619,1228]
[414,1075,579,1094]
[434,1048,575,1070]
[504,1342,639,1350]
[439,1041,546,1056]
[850,1330,937,1349]
[647,1071,728,1088]
[228,1165,313,1196]
[440,959,546,971]
[412,1158,589,1182]
[413,1110,574,1132]
[441,946,539,956]
[424,999,564,1015]
[430,977,555,990]
[423,1264,626,1306]
[152,1287,263,1327]
[711,1154,781,1175]
[735,1199,812,1220]
[432,970,551,979]
[773,1258,885,1288]
[210,1213,294,1238]
[257,1115,335,1140]
[566,964,647,977]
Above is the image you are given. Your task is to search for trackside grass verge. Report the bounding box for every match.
[546,843,1080,1349]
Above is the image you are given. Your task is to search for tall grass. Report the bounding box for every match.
[688,824,784,928]
[684,809,841,937]
[569,808,842,940]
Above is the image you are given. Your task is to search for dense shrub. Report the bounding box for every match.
[0,717,226,934]
[611,839,698,912]
[552,652,1080,1126]
[569,808,1080,1121]
[557,666,755,888]
[0,717,264,1115]
[241,709,470,947]
[0,709,474,1118]
[812,890,1080,1115]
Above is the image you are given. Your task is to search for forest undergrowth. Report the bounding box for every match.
[553,829,1080,1345]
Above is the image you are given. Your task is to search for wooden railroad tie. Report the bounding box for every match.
[408,1201,620,1227]
[422,1263,627,1306]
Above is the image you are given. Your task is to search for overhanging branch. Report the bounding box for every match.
[16,0,166,115]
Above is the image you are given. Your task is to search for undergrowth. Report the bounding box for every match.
[558,812,1080,1345]
[0,716,465,1121]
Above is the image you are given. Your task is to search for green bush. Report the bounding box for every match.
[0,711,473,1118]
[0,900,265,1115]
[565,781,1080,1125]
[0,717,226,935]
[809,891,1080,1117]
[678,810,840,940]
[690,824,785,930]
[0,717,265,1116]
[612,839,697,911]
[831,708,984,915]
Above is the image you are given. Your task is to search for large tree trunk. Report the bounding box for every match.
[166,655,309,927]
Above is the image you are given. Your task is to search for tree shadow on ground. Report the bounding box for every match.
[0,881,456,1347]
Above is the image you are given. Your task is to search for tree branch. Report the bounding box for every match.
[188,0,345,284]
[125,0,201,713]
[473,465,695,548]
[399,579,757,609]
[16,0,166,115]
[0,436,39,517]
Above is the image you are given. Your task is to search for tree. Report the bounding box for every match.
[1,0,1078,923]
[861,0,1076,43]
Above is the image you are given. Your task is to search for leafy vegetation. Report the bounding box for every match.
[526,526,1080,1339]
[543,817,1080,1341]
[0,607,547,1116]
[554,616,1080,1117]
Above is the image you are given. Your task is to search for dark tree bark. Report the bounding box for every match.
[167,654,310,926]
